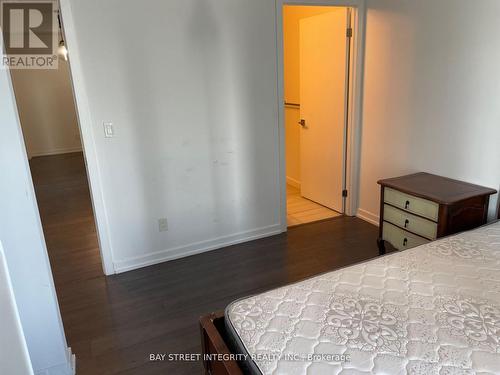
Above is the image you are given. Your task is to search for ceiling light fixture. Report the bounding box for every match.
[57,40,68,61]
[56,10,68,61]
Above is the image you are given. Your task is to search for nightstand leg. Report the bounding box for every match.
[377,238,386,255]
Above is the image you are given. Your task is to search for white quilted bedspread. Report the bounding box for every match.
[227,222,500,374]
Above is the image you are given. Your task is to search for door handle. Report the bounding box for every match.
[298,119,306,128]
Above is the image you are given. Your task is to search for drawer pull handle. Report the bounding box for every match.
[405,200,410,209]
[403,238,408,247]
[404,219,409,228]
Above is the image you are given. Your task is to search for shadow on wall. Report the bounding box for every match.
[360,0,500,221]
[406,1,500,219]
[358,4,418,217]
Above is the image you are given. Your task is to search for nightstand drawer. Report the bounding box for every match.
[384,187,439,221]
[383,204,437,240]
[378,173,496,256]
[382,222,429,251]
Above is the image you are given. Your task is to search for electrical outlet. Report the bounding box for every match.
[158,218,168,232]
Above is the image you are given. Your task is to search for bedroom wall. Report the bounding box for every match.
[65,0,281,272]
[0,56,72,374]
[10,59,82,158]
[357,0,500,224]
[62,0,500,273]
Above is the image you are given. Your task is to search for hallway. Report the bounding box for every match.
[30,152,102,285]
[29,152,379,374]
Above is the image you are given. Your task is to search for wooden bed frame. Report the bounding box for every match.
[200,209,500,375]
[199,311,244,375]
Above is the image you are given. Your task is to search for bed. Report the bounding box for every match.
[200,221,500,374]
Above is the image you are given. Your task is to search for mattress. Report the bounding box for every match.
[225,222,500,374]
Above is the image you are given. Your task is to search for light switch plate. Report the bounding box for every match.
[103,122,114,138]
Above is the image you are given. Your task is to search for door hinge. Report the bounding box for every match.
[342,189,348,198]
[346,27,353,38]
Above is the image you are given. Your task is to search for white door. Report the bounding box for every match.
[299,9,348,212]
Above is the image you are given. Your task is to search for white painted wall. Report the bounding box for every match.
[10,59,82,158]
[66,0,281,272]
[2,0,498,370]
[0,61,72,374]
[357,0,500,224]
[62,0,500,273]
[0,242,34,375]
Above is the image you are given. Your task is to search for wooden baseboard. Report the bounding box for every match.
[113,224,282,273]
[29,147,83,158]
[356,208,379,226]
[286,176,301,189]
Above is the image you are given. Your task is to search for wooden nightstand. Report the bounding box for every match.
[377,173,497,255]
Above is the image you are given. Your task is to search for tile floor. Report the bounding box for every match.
[286,184,341,227]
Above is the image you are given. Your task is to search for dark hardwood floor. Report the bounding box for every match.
[30,152,380,375]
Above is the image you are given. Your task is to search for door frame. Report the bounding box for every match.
[5,0,114,275]
[54,0,115,275]
[276,0,366,231]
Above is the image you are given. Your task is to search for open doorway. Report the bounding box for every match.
[8,7,104,284]
[283,5,352,227]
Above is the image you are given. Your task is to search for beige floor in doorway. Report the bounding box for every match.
[287,184,341,227]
